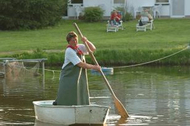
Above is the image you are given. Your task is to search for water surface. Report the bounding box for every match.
[0,66,190,126]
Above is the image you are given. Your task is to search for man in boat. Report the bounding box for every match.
[53,31,101,105]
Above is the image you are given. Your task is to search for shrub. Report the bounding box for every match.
[124,12,133,21]
[83,7,104,22]
[113,7,133,21]
[0,0,66,30]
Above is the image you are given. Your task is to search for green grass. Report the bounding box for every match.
[0,18,190,66]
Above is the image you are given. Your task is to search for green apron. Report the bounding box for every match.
[55,54,90,105]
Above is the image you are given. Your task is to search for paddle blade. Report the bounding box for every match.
[116,116,127,125]
[114,97,129,118]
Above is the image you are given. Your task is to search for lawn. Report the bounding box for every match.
[0,18,190,66]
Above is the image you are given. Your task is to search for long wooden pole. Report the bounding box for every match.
[73,23,129,118]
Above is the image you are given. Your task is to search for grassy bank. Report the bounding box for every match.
[0,18,190,66]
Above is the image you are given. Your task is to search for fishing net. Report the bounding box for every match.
[5,61,40,81]
[0,62,4,77]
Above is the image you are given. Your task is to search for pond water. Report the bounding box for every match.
[0,66,190,126]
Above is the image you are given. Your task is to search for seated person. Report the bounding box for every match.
[147,13,153,21]
[110,10,121,25]
[141,9,153,21]
[116,11,122,24]
[139,9,153,25]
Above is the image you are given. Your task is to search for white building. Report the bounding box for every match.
[67,0,190,19]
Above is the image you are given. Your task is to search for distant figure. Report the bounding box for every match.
[116,11,122,23]
[143,9,153,21]
[110,10,121,25]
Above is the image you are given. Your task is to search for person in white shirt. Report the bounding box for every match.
[53,31,101,105]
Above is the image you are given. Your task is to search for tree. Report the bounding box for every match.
[0,0,66,30]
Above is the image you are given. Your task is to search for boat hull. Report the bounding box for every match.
[33,100,110,125]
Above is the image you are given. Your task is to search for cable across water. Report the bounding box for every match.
[113,45,189,69]
[44,44,189,73]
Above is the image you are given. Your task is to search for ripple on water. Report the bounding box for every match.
[0,121,34,125]
[107,114,156,125]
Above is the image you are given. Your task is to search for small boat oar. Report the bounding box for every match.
[73,23,129,118]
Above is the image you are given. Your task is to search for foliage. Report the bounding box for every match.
[83,7,104,22]
[114,6,133,21]
[0,0,66,30]
[124,12,133,21]
[8,47,190,66]
[11,48,64,66]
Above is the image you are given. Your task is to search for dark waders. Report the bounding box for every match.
[55,55,90,105]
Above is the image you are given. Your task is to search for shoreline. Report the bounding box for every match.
[0,48,189,67]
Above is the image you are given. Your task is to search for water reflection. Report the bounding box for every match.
[34,115,153,126]
[0,66,190,125]
[35,119,107,126]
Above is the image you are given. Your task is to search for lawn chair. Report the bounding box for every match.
[107,11,123,32]
[153,4,162,19]
[136,16,154,32]
[107,20,119,32]
[106,20,123,32]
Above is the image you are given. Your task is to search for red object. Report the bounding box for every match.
[116,12,121,22]
[110,11,121,22]
[117,12,121,18]
[110,12,116,20]
[67,45,83,55]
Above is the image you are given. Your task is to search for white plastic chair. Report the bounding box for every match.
[136,16,154,31]
[73,5,82,19]
[134,7,143,19]
[153,4,162,18]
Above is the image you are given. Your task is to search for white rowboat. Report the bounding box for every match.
[33,100,110,125]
